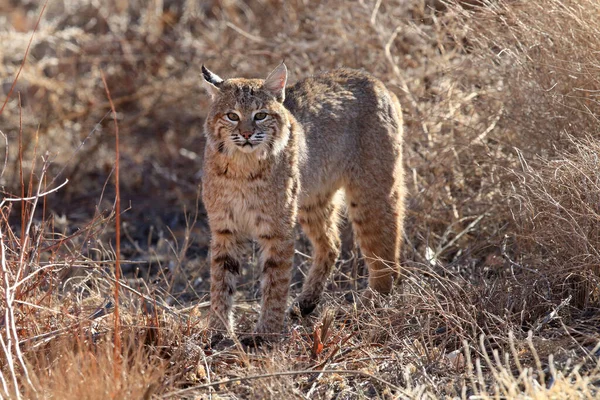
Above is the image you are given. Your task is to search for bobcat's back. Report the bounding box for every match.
[283,68,403,200]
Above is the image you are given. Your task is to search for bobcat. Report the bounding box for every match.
[201,63,405,340]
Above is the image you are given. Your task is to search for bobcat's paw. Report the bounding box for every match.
[288,298,319,321]
[239,333,267,348]
[205,331,236,350]
[209,331,225,346]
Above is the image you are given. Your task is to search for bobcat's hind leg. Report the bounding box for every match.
[293,192,343,317]
[345,181,405,294]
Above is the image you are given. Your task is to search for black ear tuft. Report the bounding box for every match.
[201,65,211,82]
[202,65,223,86]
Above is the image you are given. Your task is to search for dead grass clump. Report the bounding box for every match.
[0,178,203,398]
[23,335,166,400]
[454,0,600,315]
[511,135,600,309]
[457,0,600,155]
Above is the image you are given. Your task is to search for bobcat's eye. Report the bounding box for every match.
[225,113,240,122]
[254,112,268,121]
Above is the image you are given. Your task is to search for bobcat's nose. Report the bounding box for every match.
[240,131,253,140]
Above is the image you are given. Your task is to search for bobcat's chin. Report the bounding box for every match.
[235,141,263,154]
[226,140,272,160]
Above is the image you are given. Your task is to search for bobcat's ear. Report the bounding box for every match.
[263,63,287,102]
[202,65,223,99]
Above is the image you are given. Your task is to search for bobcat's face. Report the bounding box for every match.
[206,83,288,155]
[202,64,289,157]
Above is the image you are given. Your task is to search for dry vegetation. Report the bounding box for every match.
[1,0,600,398]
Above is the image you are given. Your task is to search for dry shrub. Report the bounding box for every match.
[0,159,164,398]
[457,0,600,154]
[454,0,600,314]
[23,335,166,400]
[511,136,600,309]
[0,181,202,398]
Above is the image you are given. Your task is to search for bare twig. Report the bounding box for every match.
[162,369,408,398]
[226,22,265,43]
[431,212,488,263]
[0,0,49,116]
[383,26,431,145]
[533,295,572,333]
[100,70,123,376]
[1,179,69,207]
[99,270,186,321]
[15,159,50,288]
[0,220,20,399]
[0,130,8,181]
[370,0,383,25]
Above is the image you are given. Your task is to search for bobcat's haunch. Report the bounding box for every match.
[201,63,405,337]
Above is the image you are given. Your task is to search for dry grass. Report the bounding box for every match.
[1,0,600,398]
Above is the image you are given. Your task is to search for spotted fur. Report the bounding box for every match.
[201,64,405,337]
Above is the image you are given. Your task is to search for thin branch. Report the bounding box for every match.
[99,270,186,321]
[10,263,68,290]
[1,179,69,207]
[432,212,488,262]
[226,22,265,43]
[533,295,572,333]
[14,161,49,293]
[19,94,24,262]
[0,221,20,399]
[48,111,111,188]
[162,369,409,398]
[383,26,431,145]
[0,130,8,181]
[0,0,49,116]
[370,0,383,25]
[100,69,123,377]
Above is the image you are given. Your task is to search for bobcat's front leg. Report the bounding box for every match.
[208,229,243,335]
[254,233,295,335]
